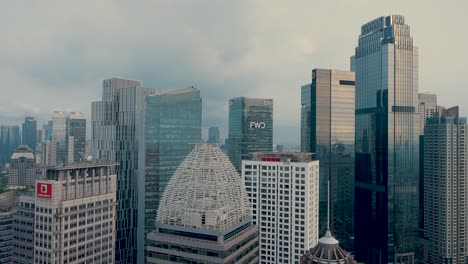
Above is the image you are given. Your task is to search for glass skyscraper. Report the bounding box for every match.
[22,117,37,152]
[301,68,355,251]
[353,15,419,263]
[67,112,86,163]
[138,86,202,262]
[227,97,273,171]
[92,78,156,264]
[51,111,67,165]
[207,126,220,143]
[0,125,20,165]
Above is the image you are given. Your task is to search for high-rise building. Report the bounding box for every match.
[301,69,355,250]
[34,163,116,263]
[418,93,437,136]
[0,126,21,165]
[422,106,468,263]
[67,112,86,163]
[228,97,273,171]
[51,111,67,165]
[22,117,37,152]
[353,15,419,263]
[147,144,259,263]
[208,126,220,143]
[242,152,319,263]
[8,145,35,187]
[0,190,16,264]
[139,86,202,261]
[12,193,35,264]
[92,77,156,264]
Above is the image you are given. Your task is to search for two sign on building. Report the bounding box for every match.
[36,182,52,198]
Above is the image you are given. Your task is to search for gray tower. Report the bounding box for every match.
[208,126,220,143]
[353,15,419,263]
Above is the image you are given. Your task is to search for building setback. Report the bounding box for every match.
[228,97,273,171]
[243,152,319,264]
[33,163,117,263]
[301,69,355,250]
[353,15,419,263]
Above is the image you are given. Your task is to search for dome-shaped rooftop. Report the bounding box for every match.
[157,144,252,231]
[11,145,34,159]
[300,230,356,264]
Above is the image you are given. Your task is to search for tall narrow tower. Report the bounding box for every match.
[353,15,419,263]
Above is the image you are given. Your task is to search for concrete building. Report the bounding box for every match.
[8,145,35,187]
[67,112,86,163]
[228,97,273,171]
[422,106,468,263]
[242,152,319,263]
[22,117,37,153]
[301,69,355,250]
[0,190,17,264]
[12,193,35,264]
[91,77,156,264]
[147,144,258,263]
[33,163,117,263]
[353,15,419,263]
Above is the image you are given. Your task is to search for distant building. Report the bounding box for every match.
[51,111,67,165]
[12,193,35,264]
[207,126,220,143]
[418,93,437,135]
[147,144,258,263]
[8,145,35,187]
[0,190,16,264]
[139,86,202,259]
[67,112,86,163]
[243,152,319,263]
[0,126,21,165]
[301,69,355,250]
[228,97,273,171]
[423,106,468,263]
[22,117,37,153]
[34,163,117,263]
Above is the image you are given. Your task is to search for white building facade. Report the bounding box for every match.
[243,152,319,264]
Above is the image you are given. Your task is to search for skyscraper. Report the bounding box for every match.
[22,117,37,152]
[208,126,220,143]
[243,152,319,263]
[8,145,35,187]
[301,69,355,250]
[12,193,35,264]
[423,106,468,263]
[353,15,419,263]
[139,86,202,261]
[0,126,20,165]
[51,111,67,165]
[147,144,259,263]
[418,93,437,136]
[67,111,86,163]
[228,97,273,171]
[0,190,16,264]
[92,78,156,264]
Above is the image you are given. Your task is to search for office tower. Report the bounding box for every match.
[8,145,35,187]
[34,163,116,263]
[0,125,21,165]
[147,144,258,263]
[22,117,37,152]
[301,69,355,250]
[228,97,273,171]
[92,78,156,264]
[36,129,43,145]
[0,190,16,264]
[51,111,67,165]
[139,86,202,260]
[242,152,319,263]
[67,112,86,163]
[12,193,35,264]
[422,106,467,263]
[418,93,437,135]
[208,126,220,143]
[353,15,419,263]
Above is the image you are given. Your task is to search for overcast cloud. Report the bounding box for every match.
[1,0,466,145]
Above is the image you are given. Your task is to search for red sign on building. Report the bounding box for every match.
[36,183,52,198]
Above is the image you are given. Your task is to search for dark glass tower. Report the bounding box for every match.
[301,69,355,251]
[138,86,202,262]
[0,126,21,165]
[227,97,273,171]
[22,117,37,152]
[67,112,86,163]
[353,15,419,263]
[207,126,220,143]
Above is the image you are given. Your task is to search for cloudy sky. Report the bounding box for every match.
[1,0,466,145]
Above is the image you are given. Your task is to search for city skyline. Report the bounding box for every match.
[1,1,466,146]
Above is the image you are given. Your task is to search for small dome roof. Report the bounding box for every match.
[157,144,251,231]
[300,230,356,264]
[11,145,34,159]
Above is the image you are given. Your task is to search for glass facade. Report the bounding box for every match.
[0,126,20,165]
[22,117,37,153]
[354,15,419,263]
[67,112,86,163]
[227,97,273,171]
[51,111,67,165]
[301,69,355,251]
[139,86,202,260]
[208,126,220,143]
